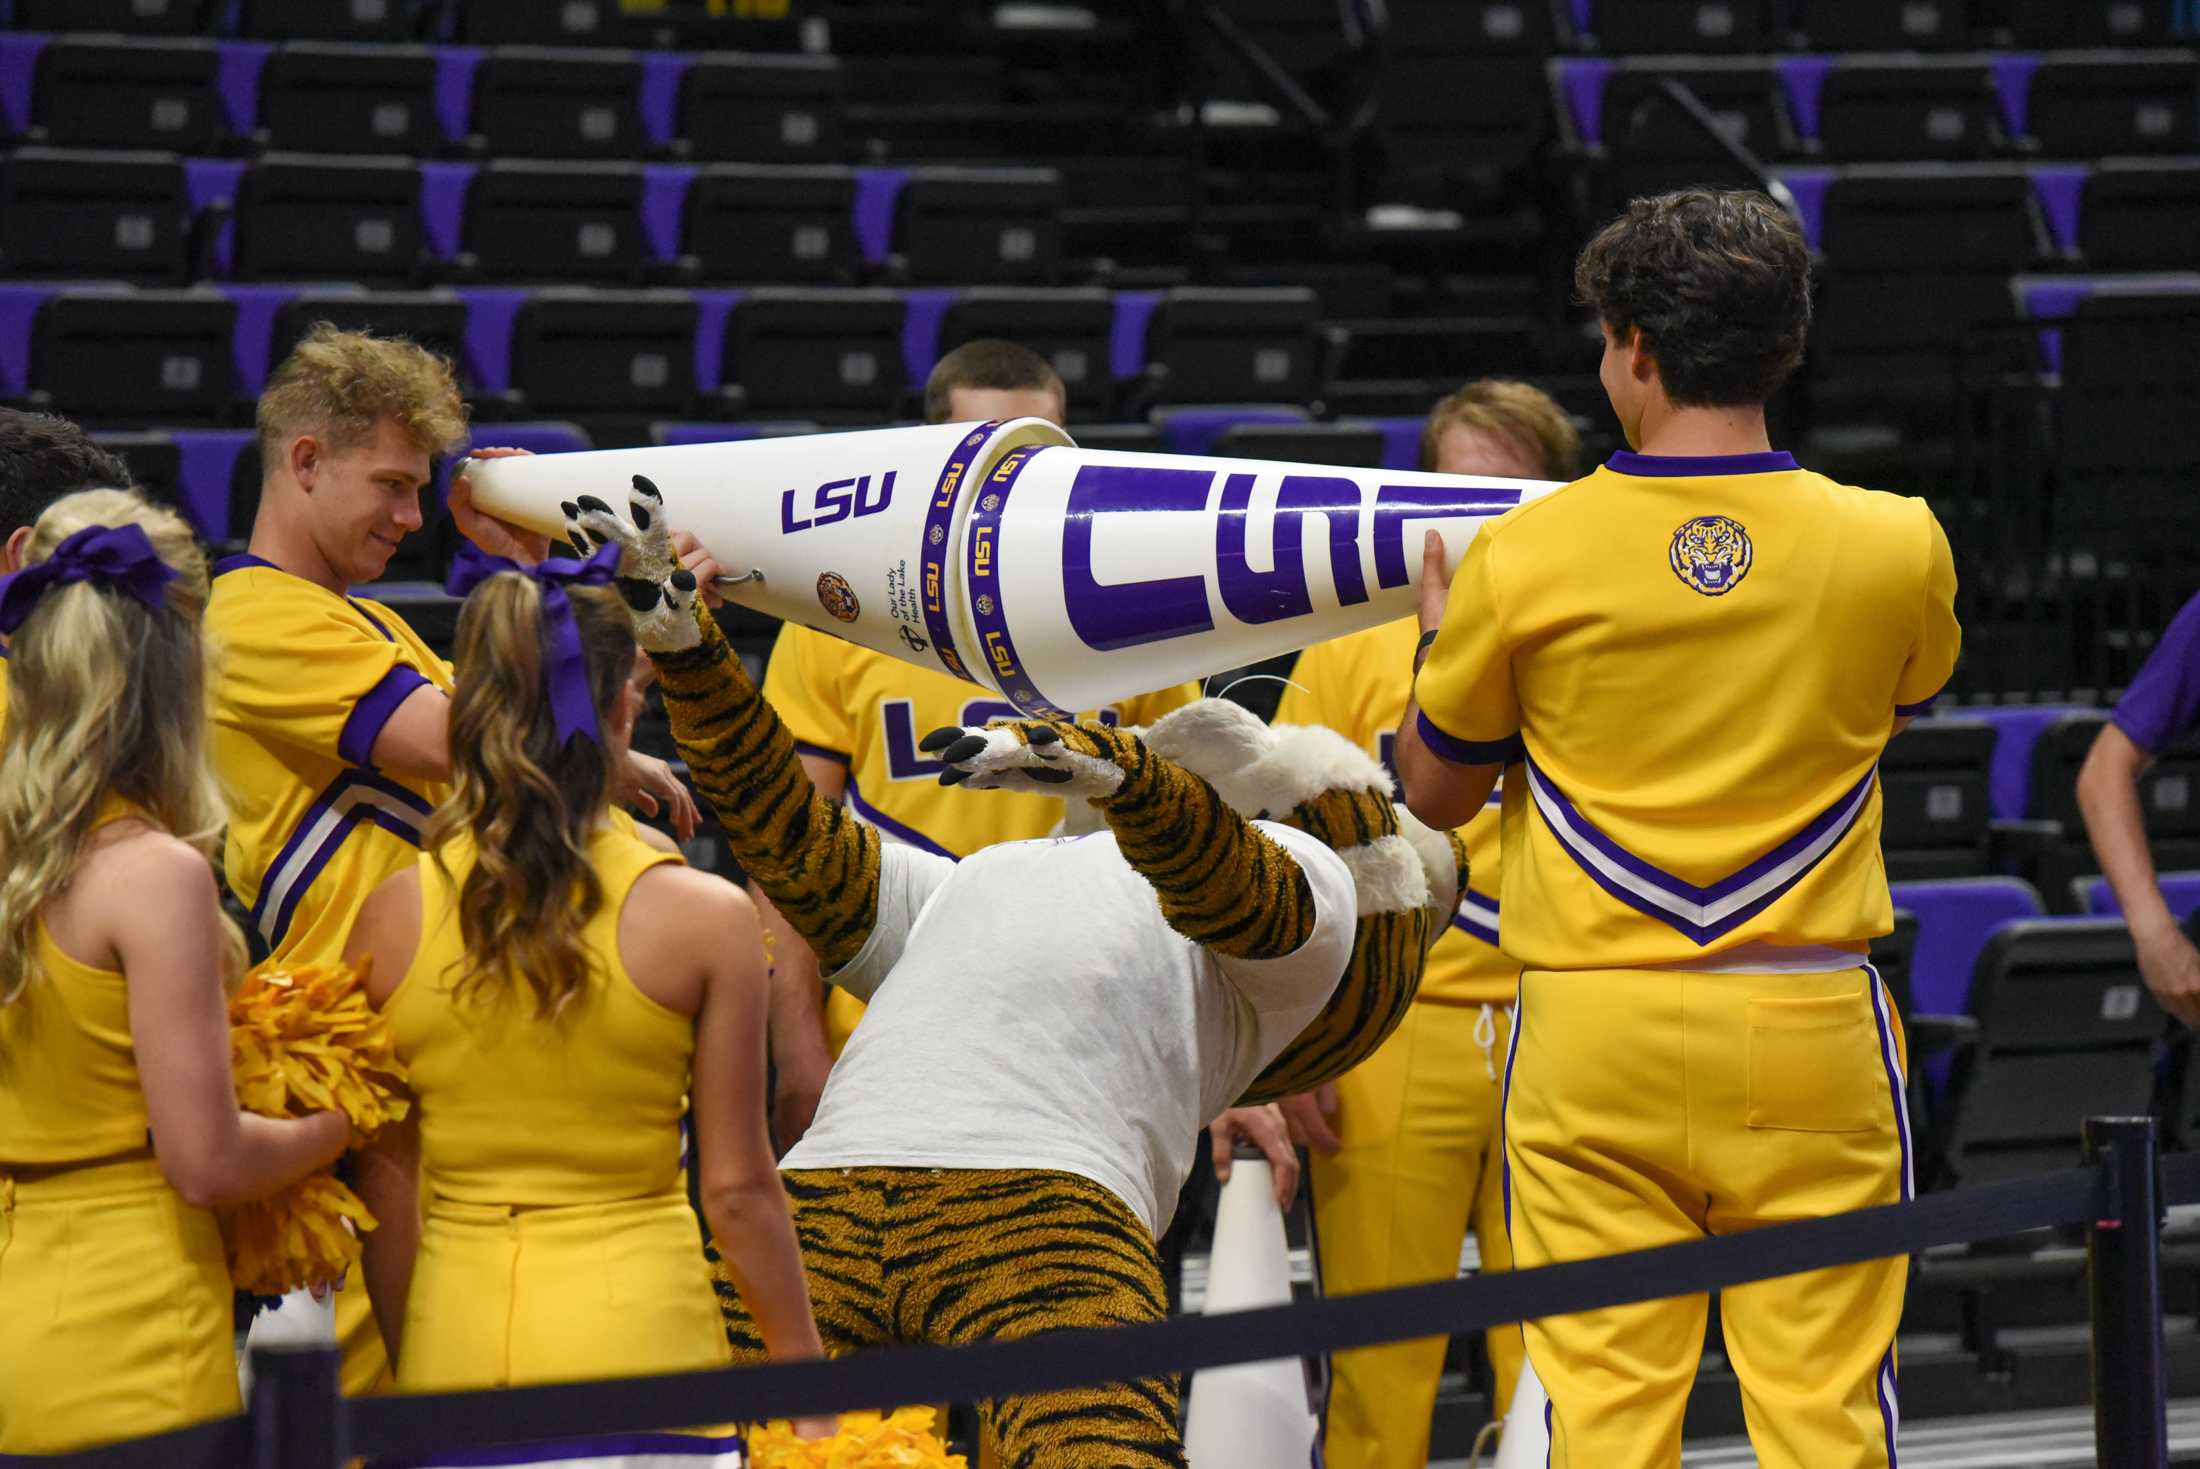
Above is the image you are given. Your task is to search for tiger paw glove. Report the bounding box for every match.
[562,475,701,653]
[918,719,1142,802]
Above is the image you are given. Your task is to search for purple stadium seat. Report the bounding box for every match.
[1150,405,1309,457]
[170,428,255,542]
[1890,876,2046,1020]
[1966,704,2095,821]
[2078,872,2200,921]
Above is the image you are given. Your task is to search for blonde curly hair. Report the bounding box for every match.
[256,323,469,462]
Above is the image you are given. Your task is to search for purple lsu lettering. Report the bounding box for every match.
[1059,463,1523,652]
[782,471,896,534]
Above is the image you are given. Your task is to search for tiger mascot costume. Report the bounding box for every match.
[569,480,1468,1469]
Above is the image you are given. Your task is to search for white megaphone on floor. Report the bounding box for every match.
[460,421,1561,715]
[1183,1149,1320,1469]
[1490,1356,1551,1469]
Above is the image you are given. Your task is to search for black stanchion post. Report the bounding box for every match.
[249,1344,346,1469]
[2086,1115,2167,1469]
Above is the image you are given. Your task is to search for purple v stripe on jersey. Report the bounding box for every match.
[250,770,434,950]
[1524,758,1878,947]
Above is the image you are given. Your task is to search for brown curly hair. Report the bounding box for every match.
[1573,189,1813,408]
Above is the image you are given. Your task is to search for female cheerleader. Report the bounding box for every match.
[0,490,350,1453]
[347,548,826,1423]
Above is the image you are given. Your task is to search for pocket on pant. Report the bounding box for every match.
[1745,992,1883,1133]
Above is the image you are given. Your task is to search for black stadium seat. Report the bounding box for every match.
[90,432,185,518]
[14,0,208,34]
[267,291,472,392]
[1930,920,2165,1188]
[937,288,1115,420]
[1880,719,1996,880]
[32,37,223,155]
[464,161,646,285]
[1211,422,1386,469]
[679,54,845,164]
[255,43,441,157]
[456,0,621,45]
[683,165,859,285]
[231,155,424,284]
[892,168,1062,285]
[468,47,644,161]
[508,289,698,420]
[29,290,236,426]
[1143,287,1319,406]
[2025,55,2200,158]
[1811,166,2043,423]
[2080,159,2200,271]
[237,0,429,41]
[2006,0,2177,47]
[1815,61,2010,163]
[719,289,907,422]
[1588,0,1773,53]
[1375,1,1554,204]
[1601,61,1796,204]
[1786,0,1968,49]
[0,149,189,283]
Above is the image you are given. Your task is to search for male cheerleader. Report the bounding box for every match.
[1273,379,1577,1467]
[1397,190,1959,1469]
[205,325,694,1391]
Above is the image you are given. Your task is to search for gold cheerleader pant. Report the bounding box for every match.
[715,1167,1185,1469]
[0,1153,238,1453]
[399,1189,730,1392]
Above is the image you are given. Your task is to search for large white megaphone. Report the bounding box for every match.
[461,421,1560,715]
[1182,1152,1320,1469]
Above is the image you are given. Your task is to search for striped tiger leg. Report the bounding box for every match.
[1238,788,1442,1104]
[888,1169,1186,1469]
[708,1170,894,1362]
[1084,725,1315,964]
[648,610,883,972]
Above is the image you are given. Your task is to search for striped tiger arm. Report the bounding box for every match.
[647,610,882,973]
[1078,723,1318,963]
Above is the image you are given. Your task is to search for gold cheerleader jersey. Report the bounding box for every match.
[764,621,1199,858]
[1277,617,1514,1007]
[1413,451,1959,972]
[205,556,452,966]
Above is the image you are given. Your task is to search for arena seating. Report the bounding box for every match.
[11,2,2200,1442]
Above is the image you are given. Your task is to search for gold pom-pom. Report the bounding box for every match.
[747,1407,967,1469]
[219,960,411,1295]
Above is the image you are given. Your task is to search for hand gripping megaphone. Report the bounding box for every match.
[459,420,1561,715]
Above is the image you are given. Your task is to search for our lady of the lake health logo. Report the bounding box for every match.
[1669,515,1753,597]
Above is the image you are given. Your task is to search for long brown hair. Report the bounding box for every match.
[0,489,241,1008]
[425,574,638,1018]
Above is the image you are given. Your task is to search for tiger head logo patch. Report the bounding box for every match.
[816,572,860,623]
[1669,515,1753,597]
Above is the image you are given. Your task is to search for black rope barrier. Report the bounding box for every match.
[22,1133,2200,1469]
[356,1164,2104,1458]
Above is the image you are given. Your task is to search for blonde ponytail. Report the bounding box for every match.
[0,489,242,1008]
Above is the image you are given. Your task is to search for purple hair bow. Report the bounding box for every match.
[0,524,178,637]
[446,542,623,747]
